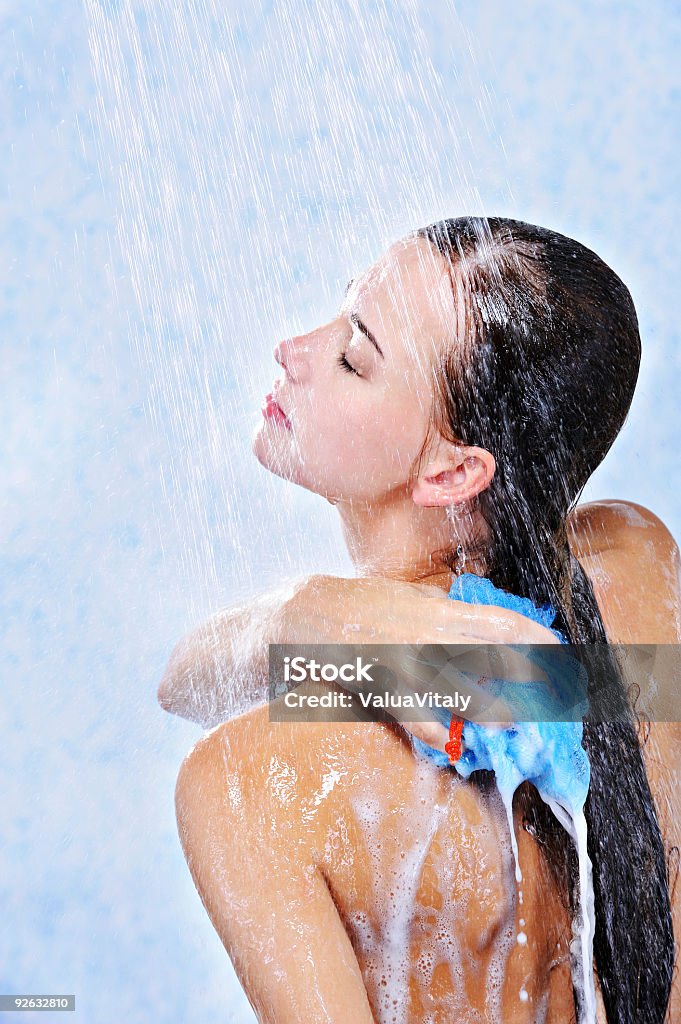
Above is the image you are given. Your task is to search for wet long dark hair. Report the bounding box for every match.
[415,217,674,1022]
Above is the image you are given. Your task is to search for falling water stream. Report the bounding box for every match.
[80,4,638,1022]
[83,2,589,1015]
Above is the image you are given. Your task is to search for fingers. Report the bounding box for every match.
[401,719,450,753]
[444,601,562,645]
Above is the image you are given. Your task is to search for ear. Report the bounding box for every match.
[411,445,496,508]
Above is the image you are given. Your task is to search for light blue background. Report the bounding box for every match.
[2,1,680,1021]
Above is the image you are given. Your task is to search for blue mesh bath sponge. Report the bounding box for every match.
[411,572,591,821]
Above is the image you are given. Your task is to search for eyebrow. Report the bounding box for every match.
[344,280,385,359]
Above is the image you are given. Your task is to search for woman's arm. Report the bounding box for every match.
[159,499,680,729]
[158,573,558,727]
[174,714,378,1024]
[157,580,305,726]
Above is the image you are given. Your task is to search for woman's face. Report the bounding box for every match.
[251,234,458,504]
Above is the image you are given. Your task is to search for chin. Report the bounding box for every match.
[251,424,300,483]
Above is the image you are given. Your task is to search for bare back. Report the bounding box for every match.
[282,705,577,1023]
[303,500,681,1021]
[176,501,680,1023]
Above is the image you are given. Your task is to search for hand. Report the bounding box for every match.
[277,575,561,756]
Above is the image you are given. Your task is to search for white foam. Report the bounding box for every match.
[349,770,449,1024]
[485,762,596,1020]
[351,754,597,1021]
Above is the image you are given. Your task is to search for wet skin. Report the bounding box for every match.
[175,500,681,1024]
[175,225,677,1022]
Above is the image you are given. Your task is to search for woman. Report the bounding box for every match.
[166,218,679,1022]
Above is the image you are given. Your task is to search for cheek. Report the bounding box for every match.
[335,394,427,479]
[294,368,430,483]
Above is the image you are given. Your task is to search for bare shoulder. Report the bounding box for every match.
[569,499,679,555]
[566,500,680,645]
[175,691,409,839]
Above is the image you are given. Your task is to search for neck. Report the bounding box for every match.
[334,490,488,592]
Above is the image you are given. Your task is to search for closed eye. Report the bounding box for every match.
[337,352,361,376]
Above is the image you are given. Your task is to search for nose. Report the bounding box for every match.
[274,334,311,382]
[274,337,293,370]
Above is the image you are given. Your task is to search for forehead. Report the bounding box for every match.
[350,235,458,365]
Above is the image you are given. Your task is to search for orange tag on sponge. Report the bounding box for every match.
[445,715,464,764]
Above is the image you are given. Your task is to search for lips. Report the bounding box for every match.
[262,392,292,430]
